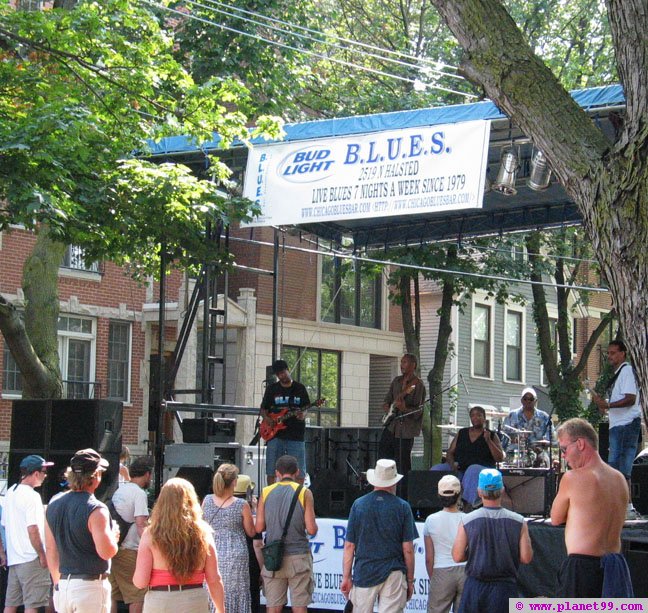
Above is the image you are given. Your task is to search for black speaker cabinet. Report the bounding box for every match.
[312,468,361,518]
[631,463,648,515]
[501,468,555,516]
[181,418,236,443]
[624,544,648,597]
[175,466,214,501]
[407,470,459,513]
[9,399,123,502]
[304,426,326,476]
[599,422,609,463]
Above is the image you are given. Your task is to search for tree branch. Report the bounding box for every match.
[430,0,609,193]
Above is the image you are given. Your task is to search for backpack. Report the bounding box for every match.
[106,499,133,546]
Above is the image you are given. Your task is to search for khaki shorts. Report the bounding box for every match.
[262,552,314,608]
[5,558,51,608]
[109,548,147,604]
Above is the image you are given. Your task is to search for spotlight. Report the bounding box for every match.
[527,149,552,191]
[492,148,518,195]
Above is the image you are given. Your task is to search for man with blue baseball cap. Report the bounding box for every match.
[1,454,54,613]
[451,468,533,613]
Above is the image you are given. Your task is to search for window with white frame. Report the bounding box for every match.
[472,303,492,378]
[505,309,524,382]
[62,245,99,272]
[2,343,22,395]
[107,321,131,401]
[58,315,96,398]
[320,256,382,329]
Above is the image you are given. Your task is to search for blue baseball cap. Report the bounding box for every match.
[478,468,503,491]
[20,455,54,474]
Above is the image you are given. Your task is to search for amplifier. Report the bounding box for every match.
[181,418,236,443]
[501,468,555,516]
[164,442,241,468]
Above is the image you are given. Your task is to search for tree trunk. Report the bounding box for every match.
[430,0,648,424]
[399,273,421,362]
[0,226,64,398]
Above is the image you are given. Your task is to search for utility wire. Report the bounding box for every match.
[227,233,608,293]
[142,0,476,99]
[195,0,463,73]
[181,0,466,81]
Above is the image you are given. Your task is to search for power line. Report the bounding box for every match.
[141,0,476,99]
[228,233,608,293]
[183,0,466,81]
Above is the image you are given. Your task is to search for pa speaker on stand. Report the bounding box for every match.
[9,399,123,502]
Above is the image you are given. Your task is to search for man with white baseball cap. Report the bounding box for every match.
[341,459,417,613]
[423,475,467,613]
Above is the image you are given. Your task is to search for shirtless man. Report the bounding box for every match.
[550,418,634,597]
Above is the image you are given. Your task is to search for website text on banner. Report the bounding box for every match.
[243,120,491,227]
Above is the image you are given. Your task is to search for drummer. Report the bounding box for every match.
[504,387,556,454]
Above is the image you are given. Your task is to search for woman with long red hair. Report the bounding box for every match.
[133,478,224,613]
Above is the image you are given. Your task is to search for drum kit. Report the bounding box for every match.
[502,425,551,468]
[436,413,552,469]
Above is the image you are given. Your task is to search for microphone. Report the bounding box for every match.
[459,373,470,397]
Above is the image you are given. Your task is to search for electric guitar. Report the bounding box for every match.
[260,398,325,442]
[381,384,417,427]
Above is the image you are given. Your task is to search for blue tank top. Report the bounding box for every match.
[462,507,524,582]
[46,491,109,575]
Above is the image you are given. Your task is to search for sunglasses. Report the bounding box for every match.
[522,396,535,401]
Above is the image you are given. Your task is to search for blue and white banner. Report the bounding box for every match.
[262,517,430,611]
[243,120,490,227]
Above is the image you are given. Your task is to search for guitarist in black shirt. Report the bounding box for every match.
[261,360,310,485]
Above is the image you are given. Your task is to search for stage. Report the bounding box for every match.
[300,517,648,612]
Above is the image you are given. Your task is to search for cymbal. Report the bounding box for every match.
[503,425,532,434]
[437,424,459,430]
[533,440,551,446]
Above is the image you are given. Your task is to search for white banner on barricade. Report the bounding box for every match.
[243,120,490,227]
[260,517,430,611]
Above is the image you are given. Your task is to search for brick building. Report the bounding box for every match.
[0,225,407,467]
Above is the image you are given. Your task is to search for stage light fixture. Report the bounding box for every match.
[492,147,519,196]
[527,149,552,191]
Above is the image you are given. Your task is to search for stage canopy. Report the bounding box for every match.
[149,85,625,249]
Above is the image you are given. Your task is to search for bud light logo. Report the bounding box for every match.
[277,146,336,183]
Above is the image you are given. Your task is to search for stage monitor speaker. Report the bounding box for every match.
[9,399,123,503]
[501,468,555,516]
[407,470,458,514]
[631,463,648,515]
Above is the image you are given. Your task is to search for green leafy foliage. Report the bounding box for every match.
[0,0,280,273]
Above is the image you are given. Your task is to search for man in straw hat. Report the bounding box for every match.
[341,459,417,613]
[45,448,119,613]
[452,468,532,613]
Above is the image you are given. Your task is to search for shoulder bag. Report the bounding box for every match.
[262,484,303,572]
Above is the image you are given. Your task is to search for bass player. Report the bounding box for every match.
[379,353,426,478]
[261,359,310,485]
